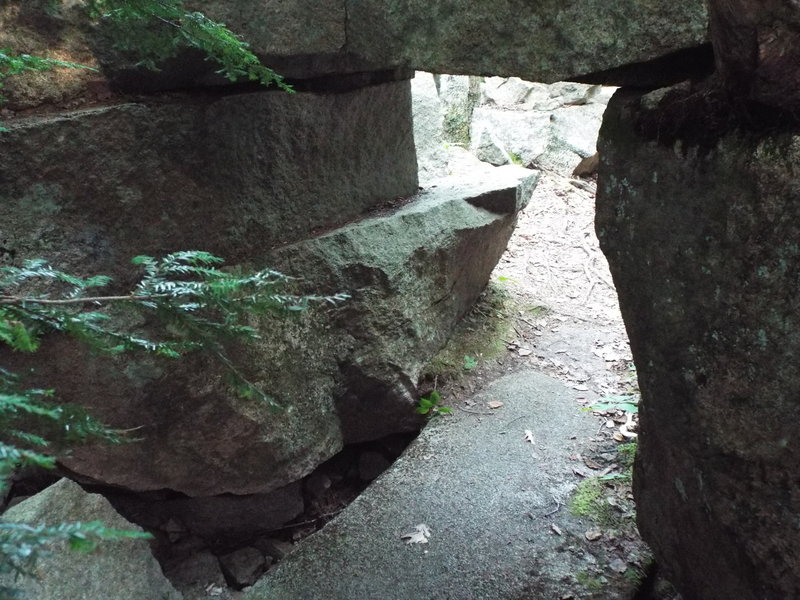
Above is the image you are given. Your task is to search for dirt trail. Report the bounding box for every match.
[426,167,636,415]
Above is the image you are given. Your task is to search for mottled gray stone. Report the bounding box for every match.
[348,0,708,84]
[0,479,182,600]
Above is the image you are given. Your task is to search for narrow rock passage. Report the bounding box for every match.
[242,372,636,600]
[242,170,651,599]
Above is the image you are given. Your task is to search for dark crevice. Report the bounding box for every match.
[620,83,800,152]
[573,44,715,88]
[3,432,418,592]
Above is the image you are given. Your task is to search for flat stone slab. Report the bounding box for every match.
[243,370,642,599]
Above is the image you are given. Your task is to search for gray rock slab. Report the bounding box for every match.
[1,479,182,600]
[1,162,532,499]
[242,371,627,600]
[411,71,449,182]
[0,81,417,279]
[348,0,708,85]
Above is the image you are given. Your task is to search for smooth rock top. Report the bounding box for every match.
[242,371,640,600]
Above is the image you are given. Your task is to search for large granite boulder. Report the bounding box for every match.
[0,81,417,279]
[269,166,537,444]
[708,0,800,109]
[1,0,708,108]
[348,0,709,85]
[0,479,182,600]
[596,88,800,600]
[1,146,534,497]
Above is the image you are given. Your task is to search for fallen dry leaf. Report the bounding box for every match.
[524,430,536,444]
[487,400,504,409]
[613,432,625,442]
[401,524,431,545]
[583,457,602,470]
[585,529,603,541]
[518,348,533,356]
[551,524,563,536]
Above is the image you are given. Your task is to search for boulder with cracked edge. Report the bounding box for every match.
[267,165,538,445]
[596,88,800,600]
[0,479,182,600]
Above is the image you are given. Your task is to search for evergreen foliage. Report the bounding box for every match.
[86,0,292,90]
[0,253,346,597]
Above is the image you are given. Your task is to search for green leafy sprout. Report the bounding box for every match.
[416,390,452,416]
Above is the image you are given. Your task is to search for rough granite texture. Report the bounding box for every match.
[596,89,800,600]
[0,81,418,279]
[347,0,709,84]
[1,0,708,106]
[0,479,182,600]
[708,0,800,109]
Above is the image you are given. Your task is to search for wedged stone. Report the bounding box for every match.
[267,165,538,444]
[2,160,532,497]
[596,88,800,600]
[0,479,182,600]
[164,550,227,599]
[348,0,709,85]
[218,547,268,589]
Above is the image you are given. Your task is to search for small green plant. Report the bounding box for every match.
[507,150,524,166]
[570,477,613,524]
[86,0,291,90]
[416,390,452,416]
[575,570,605,592]
[623,566,646,586]
[0,252,347,596]
[462,355,478,370]
[617,442,637,468]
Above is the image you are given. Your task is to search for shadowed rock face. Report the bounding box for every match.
[0,479,182,599]
[596,89,800,600]
[708,0,800,109]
